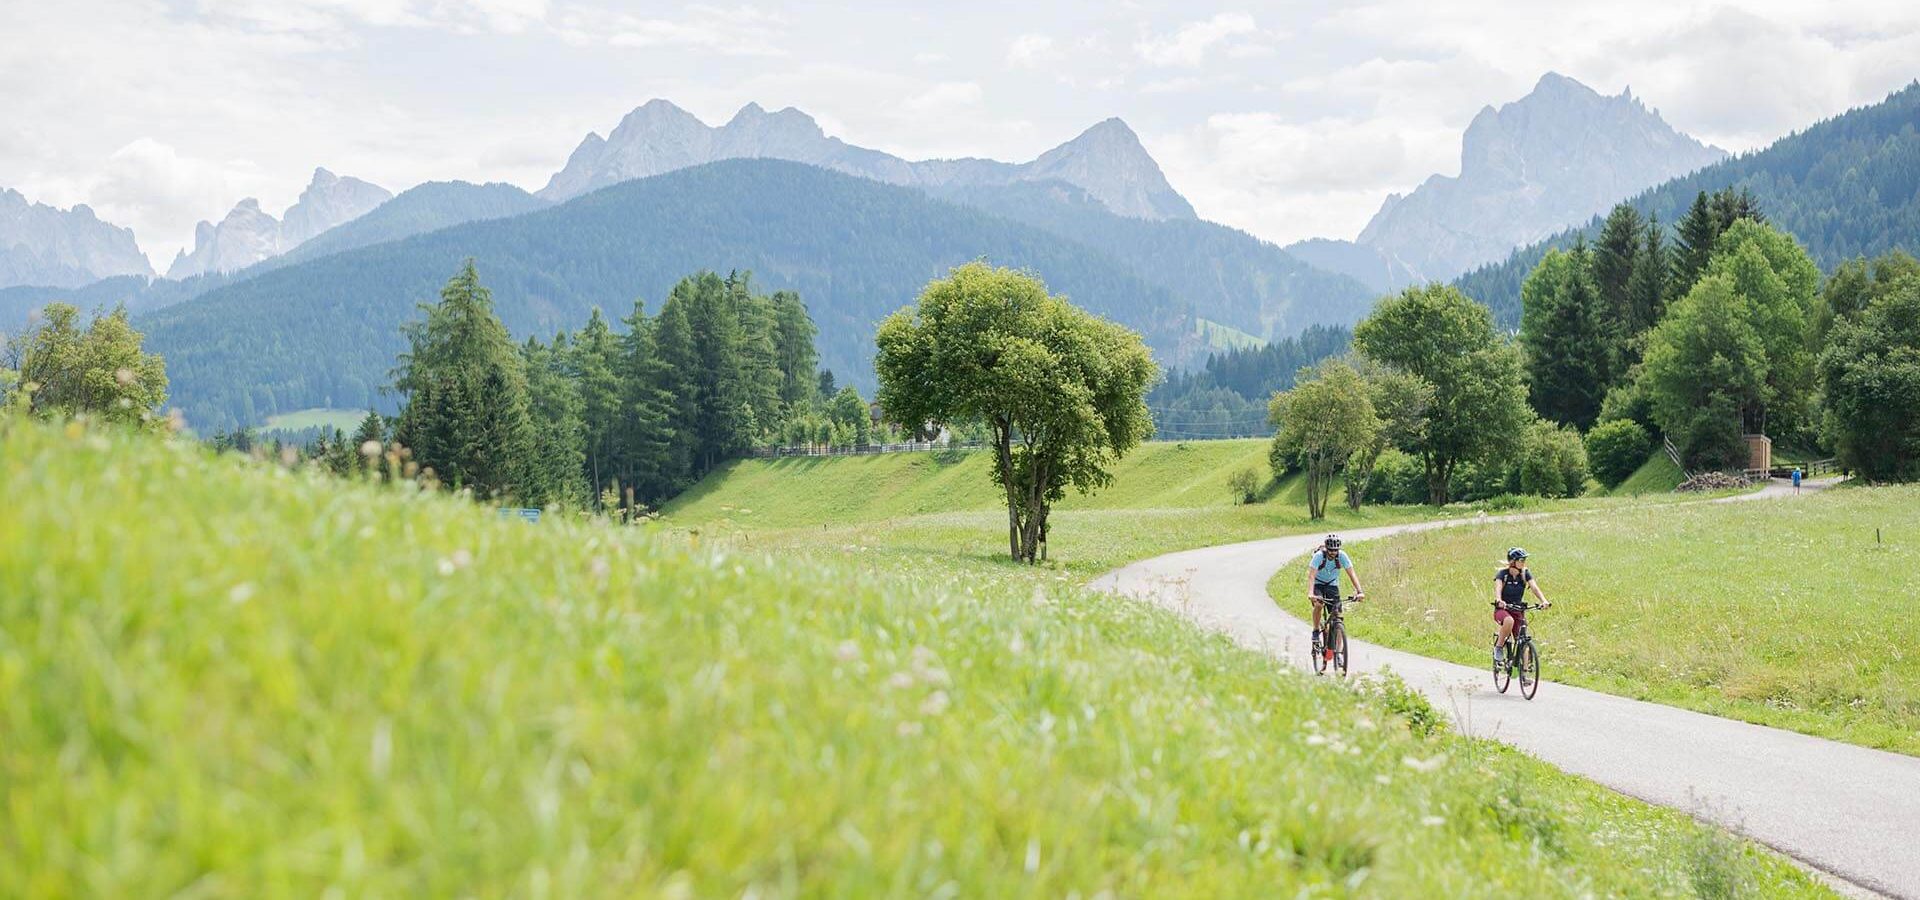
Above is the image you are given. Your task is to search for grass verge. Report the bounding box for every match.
[1317,487,1920,755]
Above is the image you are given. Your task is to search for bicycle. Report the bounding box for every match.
[1311,592,1363,676]
[1491,601,1546,699]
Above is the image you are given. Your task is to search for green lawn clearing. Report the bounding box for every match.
[0,417,1828,897]
[262,406,368,433]
[1324,486,1920,755]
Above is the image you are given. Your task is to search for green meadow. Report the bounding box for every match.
[0,418,1828,896]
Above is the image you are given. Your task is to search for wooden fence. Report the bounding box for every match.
[747,440,987,459]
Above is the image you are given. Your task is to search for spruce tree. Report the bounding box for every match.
[1592,204,1642,342]
[726,271,784,440]
[614,298,678,503]
[1672,191,1720,300]
[392,261,540,501]
[650,283,701,489]
[1520,245,1613,429]
[570,309,623,498]
[522,334,589,507]
[770,290,818,413]
[1627,214,1669,338]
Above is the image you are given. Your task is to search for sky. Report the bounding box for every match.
[6,1,1920,269]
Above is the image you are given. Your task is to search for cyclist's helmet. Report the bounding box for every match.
[1507,547,1529,562]
[1324,534,1342,550]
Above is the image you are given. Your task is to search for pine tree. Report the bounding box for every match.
[1627,214,1669,339]
[650,283,701,489]
[1592,204,1642,341]
[1672,191,1720,300]
[614,298,678,503]
[392,261,540,501]
[726,271,783,441]
[1520,245,1613,429]
[770,290,818,413]
[522,334,589,507]
[570,309,623,498]
[680,272,752,473]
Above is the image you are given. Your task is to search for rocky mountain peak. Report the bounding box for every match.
[167,169,390,280]
[0,186,155,289]
[538,101,1196,221]
[1355,72,1727,281]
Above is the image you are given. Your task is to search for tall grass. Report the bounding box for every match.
[1342,487,1920,754]
[0,418,1828,896]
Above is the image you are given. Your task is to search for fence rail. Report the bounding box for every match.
[747,440,987,458]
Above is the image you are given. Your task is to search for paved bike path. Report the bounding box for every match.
[1090,483,1920,898]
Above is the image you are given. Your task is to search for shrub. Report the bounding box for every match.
[1585,419,1652,488]
[1517,419,1589,499]
[1227,467,1260,505]
[1364,449,1425,505]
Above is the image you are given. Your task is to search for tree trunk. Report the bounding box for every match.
[996,422,1020,562]
[1428,456,1454,505]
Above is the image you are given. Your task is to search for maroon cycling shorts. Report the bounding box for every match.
[1494,605,1526,627]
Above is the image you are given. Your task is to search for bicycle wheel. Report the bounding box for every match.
[1518,640,1541,700]
[1312,627,1329,675]
[1330,621,1349,676]
[1492,639,1511,693]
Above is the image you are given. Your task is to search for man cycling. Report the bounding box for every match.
[1494,547,1551,665]
[1306,534,1364,656]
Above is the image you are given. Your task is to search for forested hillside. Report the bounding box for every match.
[1457,82,1920,322]
[139,160,1195,431]
[933,180,1378,338]
[271,181,551,267]
[1146,325,1353,438]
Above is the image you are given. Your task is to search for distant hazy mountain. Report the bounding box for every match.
[274,181,549,267]
[1458,80,1920,325]
[0,188,153,289]
[142,160,1208,431]
[540,100,1196,220]
[167,168,391,278]
[1355,72,1726,282]
[1280,238,1421,296]
[929,179,1374,339]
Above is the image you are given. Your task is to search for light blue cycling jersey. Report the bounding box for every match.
[1309,549,1352,585]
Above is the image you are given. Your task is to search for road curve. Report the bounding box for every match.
[1091,481,1920,899]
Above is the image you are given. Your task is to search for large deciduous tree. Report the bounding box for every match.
[1268,359,1379,519]
[1819,269,1920,481]
[1640,274,1768,469]
[1353,284,1529,504]
[9,303,168,427]
[875,262,1155,563]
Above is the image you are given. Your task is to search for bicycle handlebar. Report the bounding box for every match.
[1492,601,1549,610]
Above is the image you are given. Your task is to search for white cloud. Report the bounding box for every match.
[555,4,786,56]
[1134,13,1258,67]
[906,82,985,112]
[1006,33,1057,68]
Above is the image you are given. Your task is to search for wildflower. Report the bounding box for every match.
[450,548,473,569]
[1305,734,1328,746]
[920,690,950,716]
[1402,754,1448,773]
[834,640,860,662]
[1421,815,1446,827]
[437,558,457,576]
[896,721,923,737]
[888,671,915,690]
[228,582,256,605]
[360,440,382,458]
[590,557,611,580]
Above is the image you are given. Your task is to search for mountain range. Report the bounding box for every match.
[1288,73,1728,291]
[542,100,1196,221]
[166,168,392,279]
[0,189,153,289]
[1457,80,1920,325]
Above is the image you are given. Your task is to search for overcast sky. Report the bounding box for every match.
[6,1,1919,268]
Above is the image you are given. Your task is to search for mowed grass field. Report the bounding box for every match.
[0,418,1829,896]
[1336,487,1920,754]
[668,442,1730,579]
[262,406,368,433]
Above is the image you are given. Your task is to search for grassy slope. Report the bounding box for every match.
[262,407,366,433]
[0,419,1828,897]
[1613,451,1685,495]
[1333,487,1920,755]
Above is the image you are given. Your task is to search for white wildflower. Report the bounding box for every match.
[1402,754,1448,773]
[834,640,860,662]
[920,690,950,716]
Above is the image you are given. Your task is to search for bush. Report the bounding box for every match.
[1517,419,1589,499]
[1597,373,1656,434]
[1451,459,1514,503]
[1364,449,1425,505]
[1227,467,1260,505]
[1585,419,1652,488]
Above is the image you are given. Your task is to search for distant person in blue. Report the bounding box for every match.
[1792,467,1803,494]
[1305,534,1365,656]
